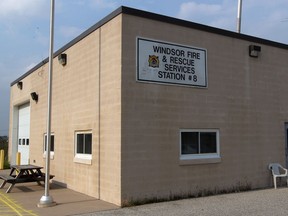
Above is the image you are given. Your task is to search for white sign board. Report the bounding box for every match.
[137,38,207,87]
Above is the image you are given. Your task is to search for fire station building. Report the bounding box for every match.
[9,6,288,206]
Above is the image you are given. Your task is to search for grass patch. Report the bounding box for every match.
[122,181,252,207]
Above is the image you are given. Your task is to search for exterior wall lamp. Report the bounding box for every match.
[17,81,23,90]
[31,92,39,103]
[249,45,261,58]
[58,53,67,66]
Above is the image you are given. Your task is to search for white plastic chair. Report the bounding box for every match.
[268,163,288,189]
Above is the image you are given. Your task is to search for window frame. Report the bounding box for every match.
[74,131,92,161]
[179,129,220,162]
[43,133,55,159]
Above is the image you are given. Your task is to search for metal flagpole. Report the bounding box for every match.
[38,0,56,207]
[237,0,243,33]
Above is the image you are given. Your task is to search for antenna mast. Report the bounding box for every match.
[237,0,243,33]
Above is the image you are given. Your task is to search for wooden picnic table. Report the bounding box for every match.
[0,164,54,193]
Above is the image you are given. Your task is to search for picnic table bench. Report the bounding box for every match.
[0,165,54,193]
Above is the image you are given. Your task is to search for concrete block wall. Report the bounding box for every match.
[9,8,288,206]
[98,15,122,205]
[120,14,288,203]
[10,28,102,198]
[9,15,123,205]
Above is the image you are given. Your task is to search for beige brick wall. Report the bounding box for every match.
[9,15,123,205]
[121,14,288,202]
[9,29,102,198]
[9,10,288,206]
[98,15,122,205]
[48,29,101,198]
[9,63,50,166]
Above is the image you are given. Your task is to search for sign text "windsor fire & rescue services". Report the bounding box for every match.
[137,38,207,87]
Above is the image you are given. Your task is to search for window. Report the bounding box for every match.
[18,138,29,145]
[180,129,220,161]
[44,134,54,152]
[74,131,92,161]
[43,134,55,159]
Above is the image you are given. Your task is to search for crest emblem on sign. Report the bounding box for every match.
[148,55,159,68]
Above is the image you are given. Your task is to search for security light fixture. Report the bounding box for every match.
[31,92,38,102]
[249,45,261,58]
[58,53,67,66]
[17,81,23,90]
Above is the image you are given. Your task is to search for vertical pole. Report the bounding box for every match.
[16,152,21,175]
[16,152,21,165]
[237,0,243,33]
[0,150,4,169]
[38,0,56,207]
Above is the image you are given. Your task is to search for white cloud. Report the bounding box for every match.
[25,62,37,72]
[74,0,85,6]
[177,0,288,44]
[59,26,84,38]
[90,0,117,9]
[240,0,288,43]
[178,2,222,18]
[0,62,11,84]
[0,0,48,18]
[177,1,236,30]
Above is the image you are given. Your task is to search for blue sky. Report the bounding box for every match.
[1,0,288,136]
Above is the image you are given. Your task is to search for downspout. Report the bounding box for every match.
[98,27,102,199]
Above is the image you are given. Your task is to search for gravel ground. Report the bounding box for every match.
[75,188,288,216]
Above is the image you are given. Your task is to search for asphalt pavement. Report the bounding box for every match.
[76,188,288,216]
[1,165,288,216]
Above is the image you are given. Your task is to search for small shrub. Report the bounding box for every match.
[0,136,9,169]
[4,159,10,169]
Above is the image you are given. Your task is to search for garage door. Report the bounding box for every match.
[18,103,30,165]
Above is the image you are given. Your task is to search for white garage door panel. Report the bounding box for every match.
[18,103,30,165]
